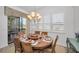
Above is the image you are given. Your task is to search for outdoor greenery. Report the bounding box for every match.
[8,16,15,31]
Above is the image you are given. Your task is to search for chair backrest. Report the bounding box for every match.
[14,37,22,52]
[18,32,25,37]
[21,42,33,53]
[35,31,40,34]
[41,32,48,35]
[52,35,59,49]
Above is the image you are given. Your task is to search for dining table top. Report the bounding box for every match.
[32,39,53,49]
[19,34,53,50]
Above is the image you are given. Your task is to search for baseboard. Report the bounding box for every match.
[0,44,8,49]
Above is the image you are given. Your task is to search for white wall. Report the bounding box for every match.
[65,7,75,38]
[74,7,79,33]
[0,6,8,48]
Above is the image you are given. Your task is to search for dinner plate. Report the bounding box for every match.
[31,40,35,44]
[42,38,51,42]
[46,38,51,41]
[31,41,38,46]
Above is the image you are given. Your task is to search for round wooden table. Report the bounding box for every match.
[32,39,53,50]
[21,34,53,50]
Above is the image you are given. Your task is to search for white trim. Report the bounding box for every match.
[7,6,28,14]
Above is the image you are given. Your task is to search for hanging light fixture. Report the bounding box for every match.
[27,11,42,22]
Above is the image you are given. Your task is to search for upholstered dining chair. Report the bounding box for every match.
[41,32,48,36]
[21,42,33,53]
[18,32,25,37]
[14,37,22,53]
[43,35,59,53]
[35,31,41,34]
[52,35,58,53]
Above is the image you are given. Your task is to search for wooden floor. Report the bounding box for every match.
[0,43,75,53]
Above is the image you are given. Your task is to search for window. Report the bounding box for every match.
[30,13,64,33]
[37,15,51,31]
[52,13,64,24]
[30,21,38,32]
[52,13,64,32]
[22,18,27,29]
[19,17,27,32]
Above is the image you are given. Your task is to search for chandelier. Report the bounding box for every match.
[27,11,42,22]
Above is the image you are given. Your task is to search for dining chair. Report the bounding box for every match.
[52,35,58,53]
[43,35,59,53]
[13,37,22,53]
[41,32,48,36]
[21,42,33,53]
[35,31,40,34]
[18,32,25,37]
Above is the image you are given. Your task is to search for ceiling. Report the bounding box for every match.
[16,6,45,12]
[8,6,68,16]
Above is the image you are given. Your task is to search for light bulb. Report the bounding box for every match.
[31,11,35,17]
[36,13,40,17]
[38,15,42,19]
[27,15,32,20]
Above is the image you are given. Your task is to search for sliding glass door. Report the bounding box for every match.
[8,16,27,44]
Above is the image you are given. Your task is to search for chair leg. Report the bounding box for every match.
[52,49,56,53]
[15,50,16,53]
[53,50,56,53]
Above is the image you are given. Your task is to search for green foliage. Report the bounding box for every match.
[8,16,15,31]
